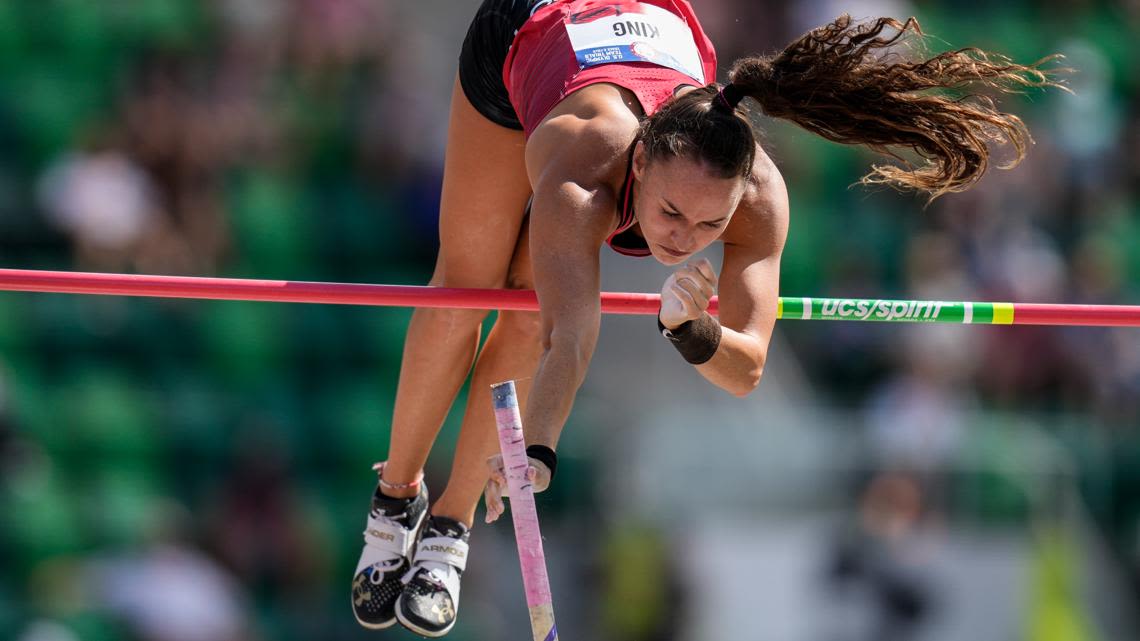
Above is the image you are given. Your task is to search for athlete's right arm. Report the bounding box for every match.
[481,103,637,521]
[512,106,633,455]
[482,167,614,522]
[522,166,613,451]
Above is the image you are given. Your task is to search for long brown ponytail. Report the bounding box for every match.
[639,15,1064,202]
[731,15,1064,200]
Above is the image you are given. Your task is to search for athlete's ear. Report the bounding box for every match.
[632,140,647,181]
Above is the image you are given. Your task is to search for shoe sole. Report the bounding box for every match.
[351,494,430,631]
[395,593,457,638]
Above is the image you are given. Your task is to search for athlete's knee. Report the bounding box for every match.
[504,251,534,290]
[416,301,491,329]
[505,269,534,291]
[500,264,539,341]
[496,310,542,344]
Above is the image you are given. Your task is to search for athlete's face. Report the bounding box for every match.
[631,141,746,266]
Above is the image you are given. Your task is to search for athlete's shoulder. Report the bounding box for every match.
[722,147,789,252]
[525,85,639,190]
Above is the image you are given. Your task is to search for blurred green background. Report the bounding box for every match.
[0,1,1137,640]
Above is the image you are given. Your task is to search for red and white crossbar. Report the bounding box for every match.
[0,268,1136,327]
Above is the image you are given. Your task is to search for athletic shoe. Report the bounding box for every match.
[396,515,470,637]
[351,483,428,629]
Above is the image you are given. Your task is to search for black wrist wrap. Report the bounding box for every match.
[658,312,722,364]
[525,444,557,481]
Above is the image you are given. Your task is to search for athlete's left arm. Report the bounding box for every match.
[695,168,789,397]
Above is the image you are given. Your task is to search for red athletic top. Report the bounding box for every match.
[504,0,718,256]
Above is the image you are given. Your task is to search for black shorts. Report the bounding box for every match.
[458,0,555,130]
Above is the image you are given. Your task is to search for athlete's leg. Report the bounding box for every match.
[355,1,535,632]
[393,217,540,636]
[379,75,531,494]
[432,218,541,526]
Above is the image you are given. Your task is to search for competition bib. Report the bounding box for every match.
[564,4,705,83]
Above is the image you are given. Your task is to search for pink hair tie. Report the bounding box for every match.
[371,461,424,492]
[715,82,746,110]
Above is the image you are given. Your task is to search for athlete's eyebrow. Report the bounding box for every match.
[664,197,729,224]
[662,198,686,217]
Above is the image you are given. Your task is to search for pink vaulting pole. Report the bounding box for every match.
[491,381,558,641]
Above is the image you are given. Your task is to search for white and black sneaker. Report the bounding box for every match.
[351,483,428,629]
[396,515,470,637]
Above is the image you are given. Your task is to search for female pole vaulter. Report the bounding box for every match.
[350,1,1060,635]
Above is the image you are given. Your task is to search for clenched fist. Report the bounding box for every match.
[659,258,718,329]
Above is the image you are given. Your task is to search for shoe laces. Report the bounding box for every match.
[367,557,404,584]
[370,504,409,526]
[402,561,453,590]
[361,508,413,582]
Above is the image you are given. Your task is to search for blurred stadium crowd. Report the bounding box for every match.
[0,1,1137,640]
